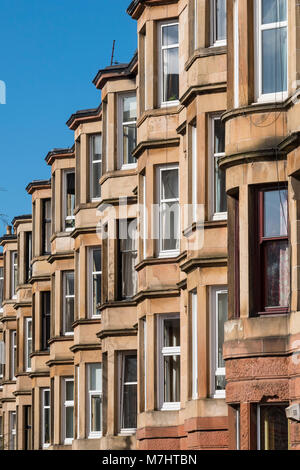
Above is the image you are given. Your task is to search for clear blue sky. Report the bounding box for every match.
[0,0,137,229]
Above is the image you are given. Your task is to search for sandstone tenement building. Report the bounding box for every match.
[0,0,299,450]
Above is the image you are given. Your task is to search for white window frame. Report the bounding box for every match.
[10,330,17,380]
[118,93,137,170]
[11,251,18,299]
[118,352,137,435]
[158,20,180,108]
[87,363,102,439]
[41,388,51,449]
[62,377,74,445]
[157,314,181,411]
[25,318,32,372]
[89,133,102,201]
[191,290,198,400]
[0,266,4,312]
[211,0,227,47]
[255,0,288,103]
[156,164,180,258]
[63,170,75,232]
[62,271,75,336]
[88,247,101,318]
[210,115,227,221]
[210,286,228,399]
[9,411,16,450]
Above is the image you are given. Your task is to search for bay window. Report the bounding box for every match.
[256,0,288,101]
[25,318,32,372]
[87,364,102,438]
[158,315,180,410]
[62,378,74,445]
[90,134,102,199]
[211,0,227,45]
[119,353,137,434]
[157,165,180,257]
[63,271,75,335]
[158,20,179,106]
[255,186,289,314]
[41,389,50,448]
[88,248,101,317]
[211,116,227,219]
[210,286,228,398]
[118,94,137,168]
[64,171,75,231]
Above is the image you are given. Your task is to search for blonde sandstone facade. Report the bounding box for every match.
[0,0,299,451]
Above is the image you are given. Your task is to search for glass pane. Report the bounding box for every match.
[162,24,178,46]
[92,134,102,161]
[215,374,226,391]
[91,395,102,432]
[216,0,227,41]
[123,123,136,165]
[44,199,51,219]
[66,172,75,218]
[123,96,137,122]
[124,355,137,383]
[120,219,137,251]
[161,169,179,200]
[161,201,180,251]
[66,272,74,296]
[92,273,101,315]
[262,0,286,24]
[217,292,228,368]
[214,119,225,154]
[44,390,50,406]
[164,318,180,347]
[93,249,101,273]
[45,220,51,253]
[44,408,50,444]
[92,161,101,198]
[122,251,137,299]
[65,297,74,331]
[89,364,102,391]
[66,380,74,401]
[214,157,227,213]
[122,384,137,429]
[265,240,289,308]
[260,405,288,450]
[65,406,74,439]
[264,189,288,237]
[164,355,180,402]
[163,47,179,102]
[262,27,287,94]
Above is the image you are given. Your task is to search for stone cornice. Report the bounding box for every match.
[132,137,180,160]
[135,251,186,272]
[97,328,137,340]
[70,343,101,353]
[47,251,74,264]
[219,148,286,170]
[134,287,180,303]
[180,82,226,107]
[180,256,227,274]
[185,45,227,71]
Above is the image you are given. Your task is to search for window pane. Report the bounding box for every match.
[66,172,75,221]
[217,292,227,368]
[124,355,137,383]
[262,27,287,94]
[65,297,74,331]
[66,380,74,401]
[164,318,180,347]
[123,124,137,165]
[122,384,137,429]
[122,251,137,298]
[216,0,227,41]
[264,189,288,237]
[161,169,179,200]
[91,395,102,432]
[214,157,227,213]
[262,0,286,24]
[163,47,179,102]
[89,364,102,391]
[66,272,74,295]
[92,273,101,315]
[162,24,178,46]
[92,161,101,198]
[214,119,225,154]
[92,134,102,161]
[44,390,50,406]
[65,406,74,439]
[123,96,137,122]
[164,355,180,402]
[93,249,101,273]
[265,240,289,307]
[260,405,288,450]
[161,201,180,251]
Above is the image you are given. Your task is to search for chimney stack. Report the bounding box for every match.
[6,225,12,235]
